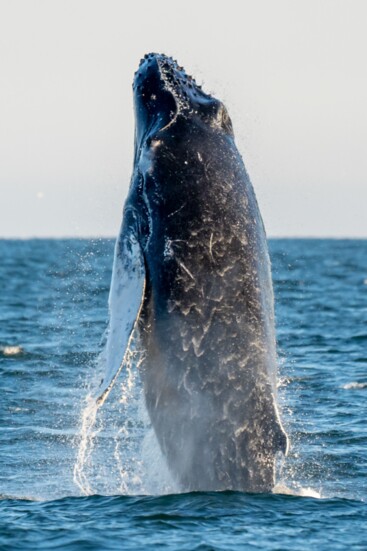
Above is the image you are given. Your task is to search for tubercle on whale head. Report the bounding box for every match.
[133,53,234,152]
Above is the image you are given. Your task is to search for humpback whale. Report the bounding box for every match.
[95,53,288,493]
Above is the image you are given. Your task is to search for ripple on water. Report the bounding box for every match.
[0,492,366,551]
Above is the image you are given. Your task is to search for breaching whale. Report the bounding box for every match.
[95,53,288,493]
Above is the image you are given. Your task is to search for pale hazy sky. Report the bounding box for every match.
[1,0,366,237]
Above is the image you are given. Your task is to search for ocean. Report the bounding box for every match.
[0,238,366,550]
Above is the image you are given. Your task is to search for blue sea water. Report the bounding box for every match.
[0,238,366,550]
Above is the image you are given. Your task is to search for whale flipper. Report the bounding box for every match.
[94,209,145,406]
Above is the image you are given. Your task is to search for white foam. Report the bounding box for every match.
[273,482,322,499]
[342,382,367,390]
[1,345,23,356]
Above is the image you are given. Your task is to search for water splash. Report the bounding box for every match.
[74,326,296,497]
[273,482,322,499]
[73,395,100,495]
[73,333,176,496]
[73,335,137,495]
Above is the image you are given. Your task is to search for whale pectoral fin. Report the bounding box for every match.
[93,211,146,406]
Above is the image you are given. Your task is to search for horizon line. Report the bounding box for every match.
[1,235,367,241]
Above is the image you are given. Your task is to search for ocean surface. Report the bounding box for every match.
[0,238,366,550]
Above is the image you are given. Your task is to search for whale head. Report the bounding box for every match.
[133,53,233,150]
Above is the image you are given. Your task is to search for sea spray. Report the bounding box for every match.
[73,333,175,495]
[73,334,139,495]
[73,394,100,495]
[73,342,109,495]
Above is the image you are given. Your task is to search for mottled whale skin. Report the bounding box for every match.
[98,53,288,493]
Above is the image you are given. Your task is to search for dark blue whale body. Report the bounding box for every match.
[99,53,288,493]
